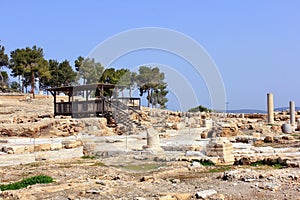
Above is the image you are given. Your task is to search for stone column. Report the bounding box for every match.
[143,127,164,155]
[267,93,274,124]
[204,119,212,129]
[147,127,160,148]
[290,101,295,126]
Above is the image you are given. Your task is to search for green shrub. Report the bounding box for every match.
[0,175,53,191]
[250,160,285,169]
[209,166,231,173]
[193,159,215,166]
[81,155,96,159]
[250,160,265,167]
[272,163,284,169]
[188,105,212,112]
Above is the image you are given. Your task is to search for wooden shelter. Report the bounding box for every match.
[46,83,140,118]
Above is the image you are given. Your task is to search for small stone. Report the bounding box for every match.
[243,178,256,182]
[140,176,154,182]
[170,179,180,184]
[158,195,176,200]
[264,136,274,143]
[86,189,101,194]
[195,189,217,199]
[282,135,294,140]
[95,180,106,185]
[191,161,202,167]
[214,193,226,200]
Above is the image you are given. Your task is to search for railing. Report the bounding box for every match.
[115,97,141,110]
[55,99,108,117]
[54,97,141,118]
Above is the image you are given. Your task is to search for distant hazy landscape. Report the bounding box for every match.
[227,107,300,114]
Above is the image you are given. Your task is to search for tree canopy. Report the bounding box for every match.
[39,59,77,89]
[76,58,104,84]
[1,44,170,109]
[136,66,167,108]
[0,44,9,85]
[9,46,49,98]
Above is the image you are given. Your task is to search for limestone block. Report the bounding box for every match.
[50,143,63,150]
[24,145,35,153]
[187,118,196,127]
[172,122,185,130]
[34,143,51,151]
[62,140,83,149]
[206,138,234,165]
[195,190,217,199]
[158,195,176,200]
[83,143,96,156]
[204,119,212,129]
[12,146,26,154]
[251,132,261,138]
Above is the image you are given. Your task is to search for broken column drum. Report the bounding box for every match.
[267,93,274,124]
[204,119,213,129]
[146,128,160,148]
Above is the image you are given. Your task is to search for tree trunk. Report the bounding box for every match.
[31,72,35,99]
[18,75,21,92]
[22,75,25,93]
[147,89,150,107]
[0,71,3,84]
[129,86,132,98]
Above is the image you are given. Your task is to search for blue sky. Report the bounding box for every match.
[1,1,300,110]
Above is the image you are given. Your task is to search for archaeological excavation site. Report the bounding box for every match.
[0,91,300,200]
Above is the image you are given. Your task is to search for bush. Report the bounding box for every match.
[0,175,53,191]
[192,159,215,166]
[188,105,211,112]
[250,160,285,169]
[81,155,96,159]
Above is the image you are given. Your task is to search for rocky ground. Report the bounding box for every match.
[0,94,300,199]
[1,156,300,200]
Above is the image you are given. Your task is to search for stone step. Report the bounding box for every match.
[0,147,83,166]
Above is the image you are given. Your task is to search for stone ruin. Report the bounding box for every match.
[206,137,235,165]
[143,127,165,155]
[1,93,300,168]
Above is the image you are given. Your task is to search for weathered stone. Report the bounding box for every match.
[86,189,101,194]
[50,143,63,151]
[282,135,294,140]
[201,131,208,139]
[264,136,274,143]
[62,140,83,149]
[172,122,185,130]
[282,123,292,134]
[251,132,261,138]
[206,138,234,165]
[146,127,160,148]
[34,143,51,151]
[140,176,155,182]
[83,143,96,156]
[158,195,177,200]
[195,189,217,199]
